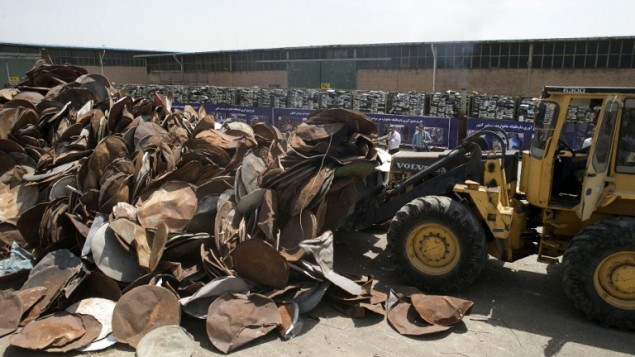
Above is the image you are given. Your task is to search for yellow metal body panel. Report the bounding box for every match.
[518,151,531,194]
[598,197,635,216]
[542,209,584,237]
[606,174,635,214]
[510,209,527,251]
[454,158,526,261]
[523,153,552,207]
[613,173,635,195]
[455,184,512,237]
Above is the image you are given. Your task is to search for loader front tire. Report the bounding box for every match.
[387,196,488,294]
[562,217,635,330]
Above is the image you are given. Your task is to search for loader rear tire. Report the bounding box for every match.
[387,195,488,294]
[562,217,635,330]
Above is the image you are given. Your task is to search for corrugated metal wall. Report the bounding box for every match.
[287,61,356,89]
[0,58,36,87]
[287,62,320,88]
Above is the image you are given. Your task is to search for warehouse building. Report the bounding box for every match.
[2,37,634,97]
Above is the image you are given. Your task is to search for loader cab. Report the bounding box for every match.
[522,87,635,221]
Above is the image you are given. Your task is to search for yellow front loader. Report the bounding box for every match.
[384,87,635,329]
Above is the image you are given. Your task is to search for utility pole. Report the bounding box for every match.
[431,44,437,93]
[99,47,106,76]
[526,43,533,97]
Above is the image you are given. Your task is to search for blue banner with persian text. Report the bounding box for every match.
[467,118,534,150]
[174,103,545,150]
[272,108,315,133]
[366,114,452,148]
[203,104,273,125]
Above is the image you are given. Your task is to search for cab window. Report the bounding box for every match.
[530,102,558,158]
[616,99,635,174]
[592,99,618,173]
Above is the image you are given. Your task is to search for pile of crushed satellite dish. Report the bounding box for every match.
[0,62,472,355]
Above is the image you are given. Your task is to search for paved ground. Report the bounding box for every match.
[1,228,633,357]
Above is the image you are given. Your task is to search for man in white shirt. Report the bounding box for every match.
[387,126,401,154]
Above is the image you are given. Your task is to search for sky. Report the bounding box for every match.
[0,0,633,53]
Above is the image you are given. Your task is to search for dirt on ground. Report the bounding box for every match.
[1,228,633,357]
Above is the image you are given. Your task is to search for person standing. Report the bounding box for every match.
[387,126,401,154]
[412,123,432,152]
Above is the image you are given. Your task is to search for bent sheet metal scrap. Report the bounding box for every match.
[0,62,471,354]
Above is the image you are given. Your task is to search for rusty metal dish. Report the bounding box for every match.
[0,290,22,337]
[136,325,196,357]
[205,292,281,354]
[90,223,145,283]
[65,297,116,341]
[410,294,474,326]
[111,285,181,348]
[136,181,197,233]
[10,312,102,352]
[231,238,289,289]
[386,296,452,336]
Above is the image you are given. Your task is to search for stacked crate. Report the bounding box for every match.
[166,85,189,104]
[566,105,596,123]
[118,84,145,99]
[288,88,320,109]
[352,90,387,113]
[387,91,425,116]
[259,88,289,108]
[471,94,519,120]
[429,91,461,118]
[208,86,237,105]
[518,98,535,122]
[117,84,188,104]
[236,87,261,107]
[319,90,353,109]
[189,85,214,103]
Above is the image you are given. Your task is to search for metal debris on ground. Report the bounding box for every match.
[386,286,474,336]
[136,325,196,357]
[0,62,472,354]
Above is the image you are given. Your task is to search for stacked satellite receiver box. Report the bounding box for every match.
[189,85,213,103]
[288,88,321,109]
[352,90,387,113]
[319,90,353,109]
[259,88,289,108]
[165,85,190,104]
[387,91,425,116]
[118,84,189,104]
[208,86,237,105]
[236,87,261,107]
[518,98,535,122]
[566,105,596,123]
[471,94,519,120]
[118,84,146,99]
[429,91,461,118]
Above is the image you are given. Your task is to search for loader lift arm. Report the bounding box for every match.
[353,127,515,230]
